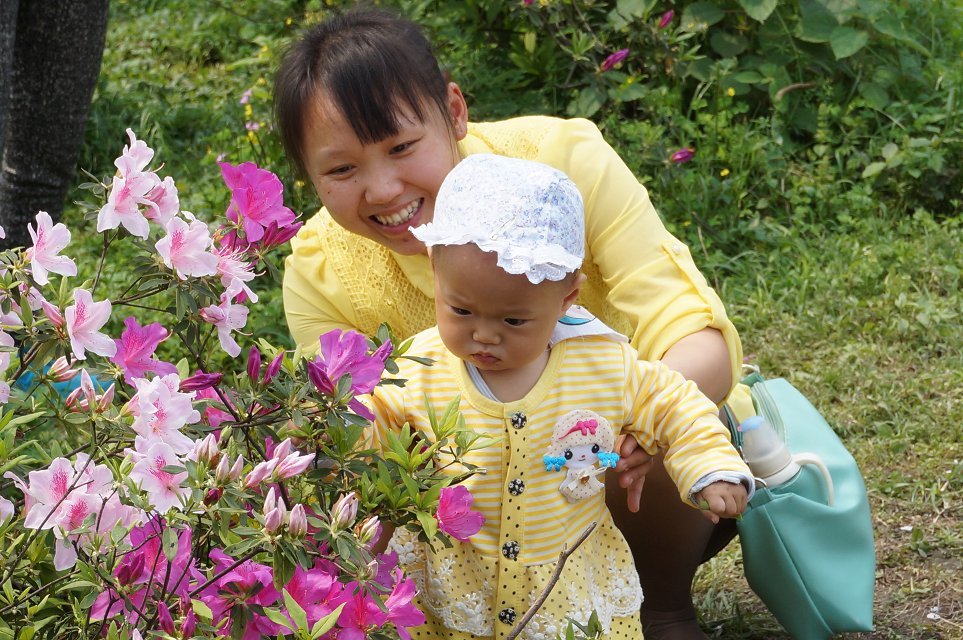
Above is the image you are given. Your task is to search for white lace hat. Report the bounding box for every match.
[411,154,584,284]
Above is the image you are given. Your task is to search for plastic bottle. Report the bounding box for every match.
[738,416,835,505]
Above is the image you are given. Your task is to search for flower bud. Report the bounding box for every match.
[0,496,14,526]
[96,384,115,413]
[331,493,359,531]
[203,487,223,506]
[214,455,232,484]
[263,487,278,515]
[178,371,223,392]
[246,345,261,385]
[157,601,175,635]
[181,609,197,637]
[288,504,307,539]
[670,147,696,164]
[47,356,78,382]
[193,433,219,467]
[357,515,382,547]
[658,9,675,28]
[80,369,97,409]
[64,386,85,411]
[263,507,283,534]
[229,455,244,481]
[243,459,277,489]
[116,552,146,586]
[41,300,64,328]
[263,352,283,384]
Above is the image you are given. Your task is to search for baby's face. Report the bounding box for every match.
[432,244,572,373]
[564,443,601,470]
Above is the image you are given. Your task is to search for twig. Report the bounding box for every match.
[506,521,598,640]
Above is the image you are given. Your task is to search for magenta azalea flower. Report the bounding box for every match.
[198,549,283,640]
[338,587,390,640]
[27,211,77,285]
[385,569,426,639]
[65,288,116,360]
[155,215,219,279]
[600,48,630,72]
[110,316,177,385]
[307,329,392,420]
[219,161,296,243]
[670,147,696,164]
[284,561,349,628]
[435,485,484,541]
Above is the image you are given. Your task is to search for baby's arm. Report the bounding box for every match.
[693,480,748,524]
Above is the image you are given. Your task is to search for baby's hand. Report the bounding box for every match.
[694,481,748,524]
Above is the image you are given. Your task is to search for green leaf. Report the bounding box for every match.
[858,82,890,110]
[567,87,605,119]
[282,588,309,630]
[416,510,439,539]
[162,525,179,562]
[881,142,899,162]
[862,162,886,178]
[681,2,725,31]
[191,598,214,620]
[737,0,777,22]
[709,31,747,58]
[310,603,346,638]
[797,0,838,43]
[830,26,869,59]
[732,70,765,84]
[263,607,296,631]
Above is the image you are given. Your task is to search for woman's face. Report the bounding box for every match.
[301,84,469,256]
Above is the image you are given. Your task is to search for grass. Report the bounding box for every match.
[62,1,963,637]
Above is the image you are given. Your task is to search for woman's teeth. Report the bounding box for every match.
[374,200,420,226]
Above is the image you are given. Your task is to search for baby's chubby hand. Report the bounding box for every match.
[694,481,748,524]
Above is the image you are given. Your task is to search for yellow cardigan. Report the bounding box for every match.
[368,328,750,639]
[283,115,743,395]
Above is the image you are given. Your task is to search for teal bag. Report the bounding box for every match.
[728,373,876,639]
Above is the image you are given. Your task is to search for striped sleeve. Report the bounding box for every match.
[622,349,750,506]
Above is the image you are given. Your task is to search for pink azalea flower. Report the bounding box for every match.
[4,454,112,531]
[385,569,426,639]
[600,48,630,72]
[658,10,675,29]
[199,288,249,358]
[219,162,296,243]
[214,247,258,302]
[435,485,484,541]
[178,371,223,392]
[65,288,116,360]
[129,441,190,512]
[670,147,696,164]
[27,211,77,286]
[0,495,14,525]
[0,331,13,403]
[144,176,180,226]
[110,316,177,385]
[307,329,392,420]
[51,493,137,570]
[97,129,166,239]
[155,214,219,279]
[129,373,200,454]
[338,586,390,640]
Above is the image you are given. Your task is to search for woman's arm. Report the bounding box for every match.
[659,327,732,405]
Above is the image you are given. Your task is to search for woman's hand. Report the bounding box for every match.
[614,434,654,513]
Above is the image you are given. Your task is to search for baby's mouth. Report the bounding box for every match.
[372,199,421,227]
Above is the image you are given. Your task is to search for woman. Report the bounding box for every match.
[275,8,747,639]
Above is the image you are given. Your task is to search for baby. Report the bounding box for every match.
[368,154,752,639]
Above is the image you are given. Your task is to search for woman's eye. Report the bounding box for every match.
[326,165,352,177]
[504,318,526,326]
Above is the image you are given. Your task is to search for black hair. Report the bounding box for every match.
[274,7,452,179]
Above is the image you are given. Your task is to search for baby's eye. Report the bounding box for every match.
[390,140,416,154]
[563,449,573,460]
[591,444,600,454]
[504,318,527,326]
[451,307,470,316]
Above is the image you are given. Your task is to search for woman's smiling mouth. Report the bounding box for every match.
[372,198,422,227]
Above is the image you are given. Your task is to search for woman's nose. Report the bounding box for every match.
[364,169,404,205]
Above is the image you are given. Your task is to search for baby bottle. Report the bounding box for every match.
[738,416,835,505]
